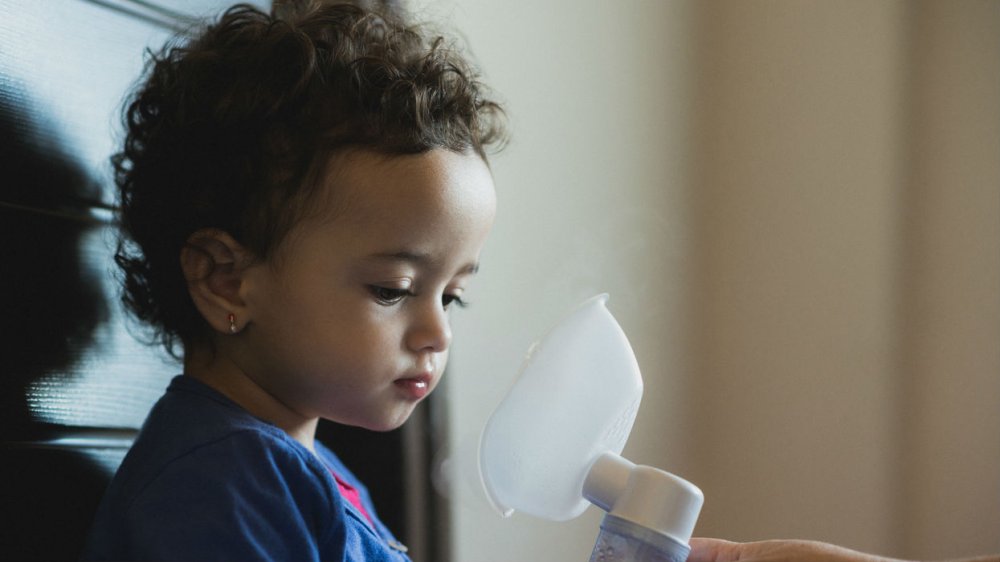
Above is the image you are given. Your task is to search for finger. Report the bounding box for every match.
[689,538,743,562]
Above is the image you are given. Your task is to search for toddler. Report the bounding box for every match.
[82,1,505,560]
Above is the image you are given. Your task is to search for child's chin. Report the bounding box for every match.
[364,408,416,433]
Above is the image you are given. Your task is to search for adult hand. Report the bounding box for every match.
[689,538,1000,562]
[688,538,899,562]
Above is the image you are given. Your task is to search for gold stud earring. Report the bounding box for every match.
[228,313,237,334]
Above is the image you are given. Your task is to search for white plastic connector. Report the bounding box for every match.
[582,451,704,545]
[582,452,635,512]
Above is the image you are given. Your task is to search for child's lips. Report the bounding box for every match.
[394,374,433,400]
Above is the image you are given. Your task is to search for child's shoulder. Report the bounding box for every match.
[82,376,347,560]
[122,375,333,499]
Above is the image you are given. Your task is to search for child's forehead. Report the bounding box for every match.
[273,148,496,269]
[315,148,494,220]
[268,147,494,263]
[324,148,469,184]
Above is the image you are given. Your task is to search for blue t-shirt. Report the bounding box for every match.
[82,375,411,561]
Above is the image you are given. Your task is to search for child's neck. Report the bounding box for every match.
[184,346,319,452]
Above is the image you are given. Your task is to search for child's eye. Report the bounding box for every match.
[369,286,412,305]
[442,294,467,309]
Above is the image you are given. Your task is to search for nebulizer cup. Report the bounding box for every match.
[478,294,704,562]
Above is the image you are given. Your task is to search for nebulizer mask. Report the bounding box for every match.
[477,294,704,562]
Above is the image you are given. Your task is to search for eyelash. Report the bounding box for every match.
[368,286,467,309]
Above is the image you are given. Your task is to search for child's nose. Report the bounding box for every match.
[406,300,452,353]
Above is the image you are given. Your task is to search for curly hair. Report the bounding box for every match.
[114,1,506,357]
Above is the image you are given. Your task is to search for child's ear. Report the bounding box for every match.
[180,229,255,335]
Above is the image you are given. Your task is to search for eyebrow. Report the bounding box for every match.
[368,251,480,275]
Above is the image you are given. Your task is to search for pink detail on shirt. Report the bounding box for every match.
[330,470,375,526]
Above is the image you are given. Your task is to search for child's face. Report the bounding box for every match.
[238,149,496,431]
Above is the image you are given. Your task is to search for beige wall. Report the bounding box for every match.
[899,1,1000,557]
[688,0,905,552]
[689,2,1000,557]
[420,1,1000,560]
